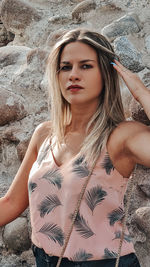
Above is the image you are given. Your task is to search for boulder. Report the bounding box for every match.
[48,15,71,24]
[0,88,27,126]
[1,123,32,145]
[3,217,31,252]
[1,0,41,34]
[46,29,67,47]
[145,35,150,53]
[16,139,30,161]
[20,249,35,266]
[101,13,141,41]
[28,0,64,3]
[72,0,96,21]
[134,207,150,236]
[26,48,48,74]
[2,127,20,143]
[0,45,31,71]
[126,163,150,267]
[141,69,150,88]
[130,96,150,125]
[114,36,144,72]
[0,23,14,47]
[0,46,48,115]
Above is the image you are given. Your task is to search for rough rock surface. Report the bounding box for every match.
[72,0,96,21]
[130,97,150,125]
[1,0,41,34]
[114,36,144,72]
[0,22,14,46]
[3,218,31,252]
[101,13,141,41]
[0,0,150,266]
[0,88,27,126]
[145,35,150,53]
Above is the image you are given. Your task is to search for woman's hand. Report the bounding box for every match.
[113,60,149,101]
[112,60,150,120]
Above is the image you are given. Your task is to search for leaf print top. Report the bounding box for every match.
[28,137,135,261]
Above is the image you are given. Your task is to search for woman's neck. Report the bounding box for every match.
[69,103,98,132]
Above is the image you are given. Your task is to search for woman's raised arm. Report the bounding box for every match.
[109,61,150,171]
[113,59,150,119]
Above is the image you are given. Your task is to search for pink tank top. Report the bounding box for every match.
[28,137,135,261]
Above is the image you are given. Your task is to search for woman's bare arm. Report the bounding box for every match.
[0,121,50,227]
[113,59,150,120]
[108,61,150,176]
[125,122,150,167]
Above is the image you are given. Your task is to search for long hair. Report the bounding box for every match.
[46,28,125,165]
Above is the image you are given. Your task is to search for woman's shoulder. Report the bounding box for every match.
[35,121,51,133]
[107,120,150,176]
[107,120,147,162]
[33,121,52,152]
[109,120,148,144]
[107,121,143,176]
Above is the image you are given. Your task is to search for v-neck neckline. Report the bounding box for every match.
[49,138,81,168]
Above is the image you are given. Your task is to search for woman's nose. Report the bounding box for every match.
[69,66,80,81]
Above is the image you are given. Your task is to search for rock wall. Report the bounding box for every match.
[0,0,150,266]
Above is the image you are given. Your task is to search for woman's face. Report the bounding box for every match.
[58,41,103,107]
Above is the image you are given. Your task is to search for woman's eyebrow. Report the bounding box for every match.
[60,59,96,64]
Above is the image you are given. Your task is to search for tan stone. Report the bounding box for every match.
[0,88,27,126]
[101,13,141,42]
[130,97,150,125]
[3,217,31,252]
[0,23,14,47]
[0,45,31,68]
[26,48,48,72]
[134,207,150,236]
[2,127,20,143]
[46,29,67,47]
[16,139,30,161]
[72,0,96,21]
[1,0,41,34]
[142,71,150,88]
[48,15,71,24]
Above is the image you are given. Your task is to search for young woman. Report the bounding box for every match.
[0,28,150,267]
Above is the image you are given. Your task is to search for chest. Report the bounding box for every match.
[51,132,85,167]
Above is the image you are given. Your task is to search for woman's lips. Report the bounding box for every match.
[67,85,83,92]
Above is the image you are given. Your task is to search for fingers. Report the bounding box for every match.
[114,59,127,71]
[112,59,131,77]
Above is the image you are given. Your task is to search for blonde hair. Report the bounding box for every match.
[47,28,125,165]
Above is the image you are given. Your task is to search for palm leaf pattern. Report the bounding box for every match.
[112,231,132,243]
[107,207,124,226]
[73,156,85,166]
[69,212,94,239]
[28,182,37,193]
[37,143,50,165]
[40,169,63,189]
[85,185,107,213]
[39,223,64,246]
[38,194,62,217]
[72,157,89,178]
[101,152,114,175]
[103,248,118,259]
[71,249,93,261]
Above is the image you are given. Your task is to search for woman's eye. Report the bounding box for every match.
[60,65,72,71]
[82,64,93,69]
